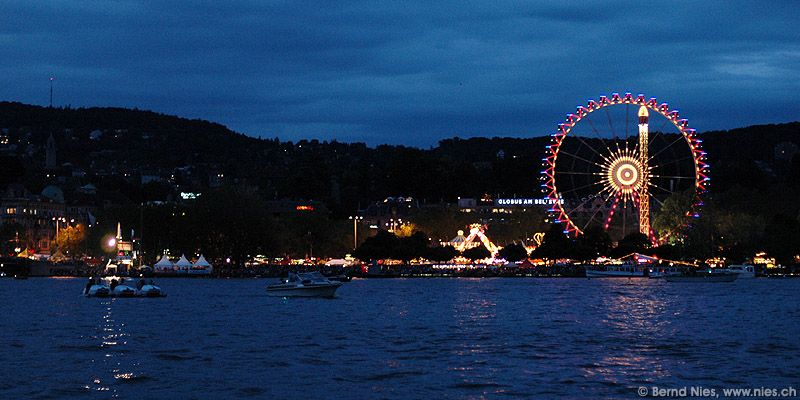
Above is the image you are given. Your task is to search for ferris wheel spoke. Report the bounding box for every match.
[622,197,628,237]
[602,193,622,231]
[585,118,617,155]
[581,191,616,232]
[647,117,672,148]
[557,150,605,168]
[559,179,605,196]
[650,155,694,170]
[648,135,685,161]
[649,174,695,180]
[556,171,603,176]
[565,195,603,220]
[604,107,618,139]
[625,103,630,143]
[570,135,611,162]
[657,116,671,132]
[648,181,677,196]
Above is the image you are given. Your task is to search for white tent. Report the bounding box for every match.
[325,258,350,267]
[175,255,192,273]
[154,255,174,272]
[190,255,213,275]
[193,255,211,267]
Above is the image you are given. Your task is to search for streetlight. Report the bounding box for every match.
[52,216,66,242]
[386,218,403,233]
[349,216,363,249]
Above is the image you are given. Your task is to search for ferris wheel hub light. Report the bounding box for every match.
[603,150,645,198]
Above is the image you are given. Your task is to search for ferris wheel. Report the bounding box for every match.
[542,93,709,243]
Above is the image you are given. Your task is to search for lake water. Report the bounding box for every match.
[1,277,798,399]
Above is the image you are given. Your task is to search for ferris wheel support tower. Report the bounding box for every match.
[637,106,651,237]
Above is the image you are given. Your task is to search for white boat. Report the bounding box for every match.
[83,278,132,297]
[84,279,111,297]
[135,279,166,297]
[585,263,647,278]
[725,264,756,278]
[110,278,137,297]
[267,272,343,297]
[84,277,165,297]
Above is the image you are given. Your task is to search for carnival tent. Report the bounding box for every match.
[154,255,174,272]
[175,255,192,272]
[193,255,211,268]
[448,230,468,247]
[190,255,213,275]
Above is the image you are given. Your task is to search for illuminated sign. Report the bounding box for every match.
[181,192,201,200]
[295,205,315,211]
[495,198,564,206]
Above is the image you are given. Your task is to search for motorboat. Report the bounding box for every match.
[725,264,756,278]
[665,269,739,282]
[585,262,647,278]
[267,272,343,297]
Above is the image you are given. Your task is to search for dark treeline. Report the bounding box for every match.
[86,188,353,266]
[0,102,547,216]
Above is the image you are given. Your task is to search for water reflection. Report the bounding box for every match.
[87,298,141,397]
[582,280,673,385]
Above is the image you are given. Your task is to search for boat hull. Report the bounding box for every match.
[585,270,645,278]
[86,289,111,297]
[266,284,341,298]
[137,286,166,297]
[666,274,738,282]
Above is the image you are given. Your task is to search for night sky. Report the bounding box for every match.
[1,1,798,146]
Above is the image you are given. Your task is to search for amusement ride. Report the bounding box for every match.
[542,93,709,244]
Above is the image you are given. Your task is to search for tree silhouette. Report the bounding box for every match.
[462,246,491,261]
[531,224,573,259]
[498,243,528,262]
[425,246,458,262]
[612,232,650,257]
[354,230,398,261]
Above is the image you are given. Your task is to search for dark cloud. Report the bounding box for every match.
[0,1,797,146]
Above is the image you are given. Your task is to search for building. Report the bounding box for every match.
[0,184,95,256]
[360,196,420,231]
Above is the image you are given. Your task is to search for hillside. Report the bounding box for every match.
[0,101,798,216]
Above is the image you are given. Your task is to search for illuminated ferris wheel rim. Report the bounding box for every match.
[542,92,710,237]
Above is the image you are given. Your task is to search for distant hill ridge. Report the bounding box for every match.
[0,101,798,213]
